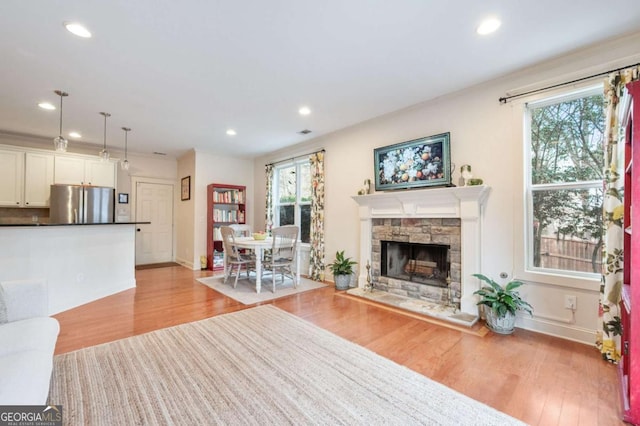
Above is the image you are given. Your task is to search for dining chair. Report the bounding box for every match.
[263,225,299,293]
[220,226,255,288]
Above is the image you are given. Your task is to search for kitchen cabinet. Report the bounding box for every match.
[0,149,24,206]
[54,156,116,187]
[24,152,54,207]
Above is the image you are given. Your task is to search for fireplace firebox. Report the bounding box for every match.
[381,241,450,287]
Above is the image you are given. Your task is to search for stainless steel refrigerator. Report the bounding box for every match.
[49,184,115,224]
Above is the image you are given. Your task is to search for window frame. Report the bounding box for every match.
[272,158,311,243]
[523,85,604,283]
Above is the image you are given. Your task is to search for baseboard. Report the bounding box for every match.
[516,315,596,346]
[175,257,196,270]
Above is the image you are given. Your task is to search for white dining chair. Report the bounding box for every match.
[262,225,299,293]
[220,226,255,288]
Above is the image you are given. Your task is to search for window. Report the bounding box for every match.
[525,86,604,278]
[273,159,311,243]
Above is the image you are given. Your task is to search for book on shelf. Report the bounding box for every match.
[213,189,244,204]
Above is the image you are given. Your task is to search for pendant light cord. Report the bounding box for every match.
[103,114,107,149]
[58,94,63,135]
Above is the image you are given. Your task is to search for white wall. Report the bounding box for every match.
[176,150,255,269]
[176,150,196,267]
[252,32,640,344]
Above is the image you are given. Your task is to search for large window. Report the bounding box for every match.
[274,159,311,243]
[525,86,604,278]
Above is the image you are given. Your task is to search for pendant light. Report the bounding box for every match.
[53,90,69,152]
[99,112,111,161]
[121,127,131,171]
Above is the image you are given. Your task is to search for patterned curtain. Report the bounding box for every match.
[265,164,274,234]
[598,67,640,363]
[309,151,325,281]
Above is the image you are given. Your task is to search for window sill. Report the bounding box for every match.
[514,268,600,291]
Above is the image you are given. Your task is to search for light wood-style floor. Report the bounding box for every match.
[53,266,623,425]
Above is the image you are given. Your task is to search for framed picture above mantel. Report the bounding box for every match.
[374,132,452,191]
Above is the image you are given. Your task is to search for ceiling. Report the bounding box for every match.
[1,1,640,159]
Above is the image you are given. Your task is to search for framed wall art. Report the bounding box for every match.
[181,176,191,201]
[374,132,452,191]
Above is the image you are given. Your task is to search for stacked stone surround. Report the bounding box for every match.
[371,217,461,305]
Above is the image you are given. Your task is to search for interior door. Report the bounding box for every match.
[135,182,174,265]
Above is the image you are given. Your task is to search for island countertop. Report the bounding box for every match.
[0,222,150,227]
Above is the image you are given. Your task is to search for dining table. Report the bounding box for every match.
[230,236,301,293]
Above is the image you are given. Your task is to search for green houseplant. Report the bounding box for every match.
[472,273,533,334]
[328,251,357,290]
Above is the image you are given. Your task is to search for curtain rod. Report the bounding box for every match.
[266,148,325,167]
[499,62,640,104]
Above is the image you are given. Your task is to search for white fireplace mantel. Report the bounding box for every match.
[351,185,491,317]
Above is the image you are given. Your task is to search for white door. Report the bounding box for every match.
[135,182,174,265]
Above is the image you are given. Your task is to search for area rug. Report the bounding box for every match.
[196,274,326,304]
[48,305,525,425]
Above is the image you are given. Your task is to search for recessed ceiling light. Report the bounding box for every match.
[68,131,82,138]
[64,22,92,38]
[299,106,311,116]
[477,17,501,35]
[38,102,56,110]
[226,129,237,136]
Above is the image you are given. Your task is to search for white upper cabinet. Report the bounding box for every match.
[24,152,54,207]
[53,156,85,185]
[0,149,24,206]
[85,159,116,187]
[54,156,116,187]
[0,145,117,209]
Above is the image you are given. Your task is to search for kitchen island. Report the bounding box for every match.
[0,222,147,314]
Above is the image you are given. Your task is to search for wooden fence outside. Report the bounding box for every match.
[539,236,601,274]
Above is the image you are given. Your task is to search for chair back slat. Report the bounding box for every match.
[271,225,299,262]
[220,226,243,261]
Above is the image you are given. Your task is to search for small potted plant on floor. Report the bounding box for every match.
[328,251,357,291]
[472,273,533,334]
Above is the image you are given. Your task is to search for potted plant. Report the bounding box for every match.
[472,273,533,334]
[328,251,357,290]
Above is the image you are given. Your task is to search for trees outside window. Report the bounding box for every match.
[274,160,311,243]
[526,87,604,276]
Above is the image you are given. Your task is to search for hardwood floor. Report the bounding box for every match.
[53,266,623,425]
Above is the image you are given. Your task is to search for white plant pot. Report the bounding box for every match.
[485,308,516,334]
[334,274,351,290]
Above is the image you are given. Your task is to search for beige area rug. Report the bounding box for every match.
[196,274,326,304]
[49,305,525,425]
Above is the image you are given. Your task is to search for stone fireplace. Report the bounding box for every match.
[374,219,461,305]
[351,185,490,320]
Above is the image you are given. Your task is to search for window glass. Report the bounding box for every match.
[273,160,312,243]
[300,162,312,202]
[277,166,296,203]
[526,88,604,277]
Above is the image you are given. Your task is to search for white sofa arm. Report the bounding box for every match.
[0,279,49,322]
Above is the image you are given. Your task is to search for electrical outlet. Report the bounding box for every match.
[564,295,577,310]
